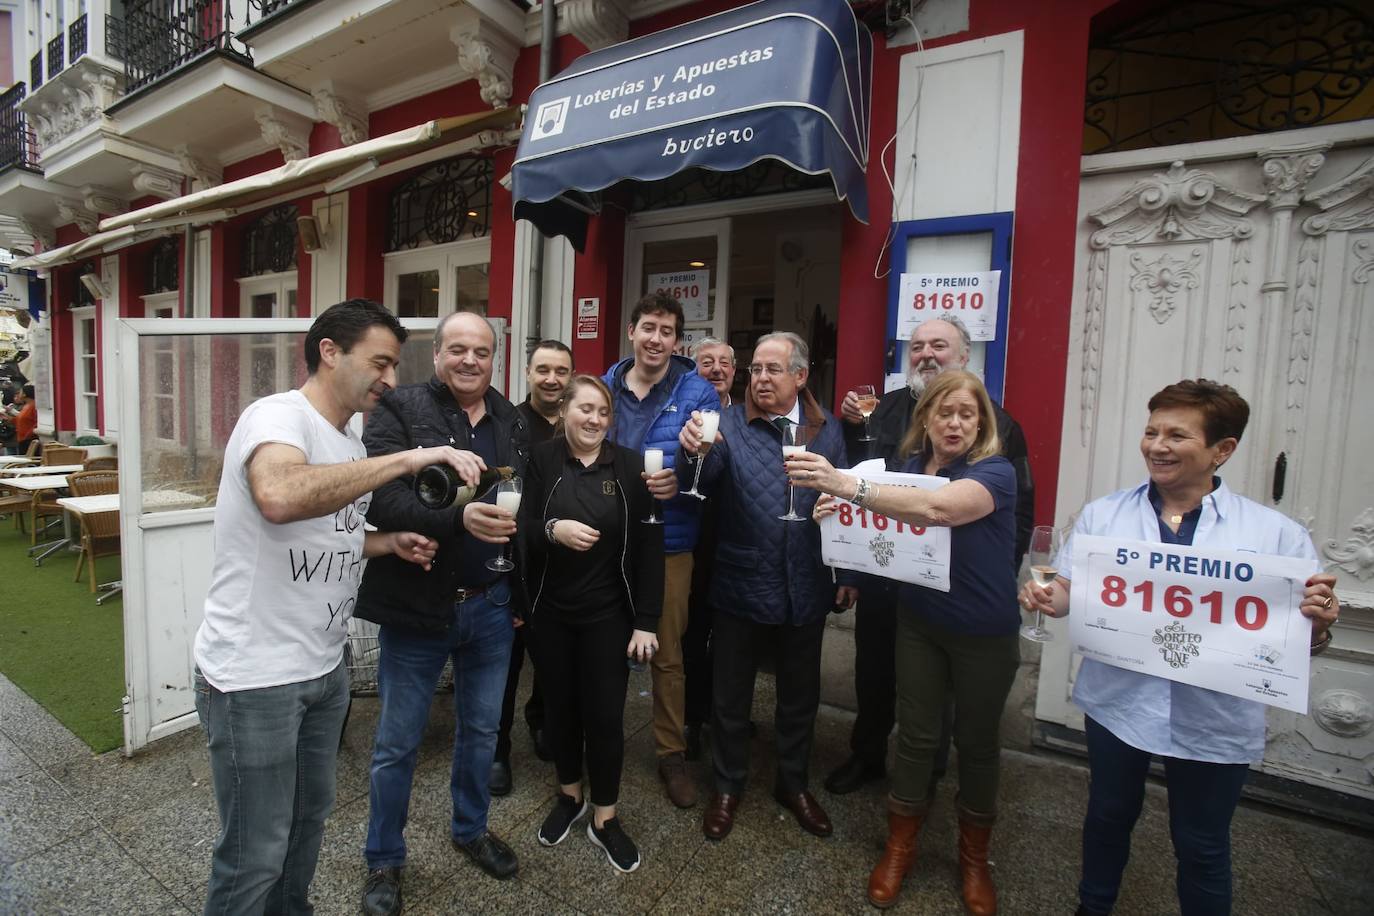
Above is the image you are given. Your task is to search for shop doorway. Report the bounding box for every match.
[624,200,844,407]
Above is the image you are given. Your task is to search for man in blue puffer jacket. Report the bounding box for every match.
[602,292,721,809]
[677,331,859,843]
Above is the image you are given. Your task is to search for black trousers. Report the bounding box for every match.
[529,611,631,807]
[711,609,825,796]
[850,579,953,774]
[495,623,544,761]
[682,587,714,727]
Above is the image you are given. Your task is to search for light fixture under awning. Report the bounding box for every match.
[97,107,521,234]
[511,0,872,250]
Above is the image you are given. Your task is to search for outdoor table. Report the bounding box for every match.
[8,475,72,564]
[1,464,85,478]
[0,456,37,468]
[55,490,207,603]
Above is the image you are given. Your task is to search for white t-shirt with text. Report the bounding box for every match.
[194,389,368,692]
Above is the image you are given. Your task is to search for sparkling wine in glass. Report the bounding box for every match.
[486,477,522,572]
[683,410,719,500]
[779,422,809,522]
[855,385,878,443]
[643,448,665,524]
[1020,525,1059,642]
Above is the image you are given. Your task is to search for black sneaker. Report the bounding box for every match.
[361,866,403,916]
[587,817,641,873]
[538,792,588,847]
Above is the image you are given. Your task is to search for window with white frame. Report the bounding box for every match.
[239,273,299,400]
[71,305,98,436]
[384,156,492,320]
[142,291,180,443]
[384,240,491,320]
[238,205,301,401]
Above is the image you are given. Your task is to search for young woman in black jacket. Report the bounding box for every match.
[520,374,665,873]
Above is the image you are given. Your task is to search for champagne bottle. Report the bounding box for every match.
[414,464,514,510]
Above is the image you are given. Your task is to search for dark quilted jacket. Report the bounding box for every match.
[602,355,721,554]
[680,388,848,627]
[355,378,529,633]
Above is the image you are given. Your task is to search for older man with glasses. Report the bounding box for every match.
[678,331,858,842]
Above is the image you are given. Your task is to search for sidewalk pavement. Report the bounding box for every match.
[2,667,1371,915]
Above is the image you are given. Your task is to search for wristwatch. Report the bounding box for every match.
[544,517,560,544]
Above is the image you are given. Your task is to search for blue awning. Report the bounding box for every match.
[512,0,872,249]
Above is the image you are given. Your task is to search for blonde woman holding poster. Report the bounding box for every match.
[1018,379,1340,916]
[789,369,1018,914]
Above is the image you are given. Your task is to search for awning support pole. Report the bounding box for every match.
[526,0,558,359]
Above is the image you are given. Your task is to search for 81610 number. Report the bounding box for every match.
[1099,575,1268,631]
[836,503,926,535]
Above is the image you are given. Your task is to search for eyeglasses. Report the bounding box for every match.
[747,363,791,378]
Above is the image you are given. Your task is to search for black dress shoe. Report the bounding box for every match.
[530,725,553,762]
[823,755,886,795]
[453,831,518,880]
[488,758,512,797]
[361,866,403,916]
[684,723,704,762]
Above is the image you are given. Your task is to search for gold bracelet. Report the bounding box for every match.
[1310,629,1333,656]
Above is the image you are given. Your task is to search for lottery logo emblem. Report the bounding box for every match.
[1152,620,1202,670]
[530,97,571,140]
[868,532,895,568]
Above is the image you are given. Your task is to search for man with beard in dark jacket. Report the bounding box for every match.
[357,312,530,916]
[825,315,1034,796]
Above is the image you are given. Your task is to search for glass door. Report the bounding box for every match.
[623,218,731,358]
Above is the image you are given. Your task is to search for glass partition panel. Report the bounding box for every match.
[138,330,306,514]
[135,321,439,514]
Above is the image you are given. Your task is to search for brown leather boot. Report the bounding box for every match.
[956,801,997,915]
[866,795,926,908]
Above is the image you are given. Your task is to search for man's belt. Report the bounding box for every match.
[455,585,488,603]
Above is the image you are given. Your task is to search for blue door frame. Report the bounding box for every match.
[885,211,1014,403]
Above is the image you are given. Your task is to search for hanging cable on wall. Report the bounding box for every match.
[873,8,927,280]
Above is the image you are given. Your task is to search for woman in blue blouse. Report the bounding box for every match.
[1020,379,1340,916]
[789,370,1019,914]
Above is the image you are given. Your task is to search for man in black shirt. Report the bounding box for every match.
[357,313,530,914]
[491,340,573,793]
[827,316,1034,795]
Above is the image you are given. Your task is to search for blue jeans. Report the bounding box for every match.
[1079,716,1250,916]
[364,582,515,867]
[195,661,350,916]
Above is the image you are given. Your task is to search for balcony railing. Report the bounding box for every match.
[70,15,89,63]
[47,33,64,79]
[113,0,251,97]
[30,52,42,90]
[0,84,41,174]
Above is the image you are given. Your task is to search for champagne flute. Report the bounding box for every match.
[779,422,810,522]
[855,385,878,443]
[1020,525,1059,642]
[643,448,665,524]
[486,477,522,572]
[683,409,719,500]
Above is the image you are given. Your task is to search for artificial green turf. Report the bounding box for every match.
[0,520,125,753]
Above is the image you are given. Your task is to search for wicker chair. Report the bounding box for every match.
[0,480,27,531]
[83,456,118,471]
[42,445,85,466]
[31,474,72,546]
[66,470,121,592]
